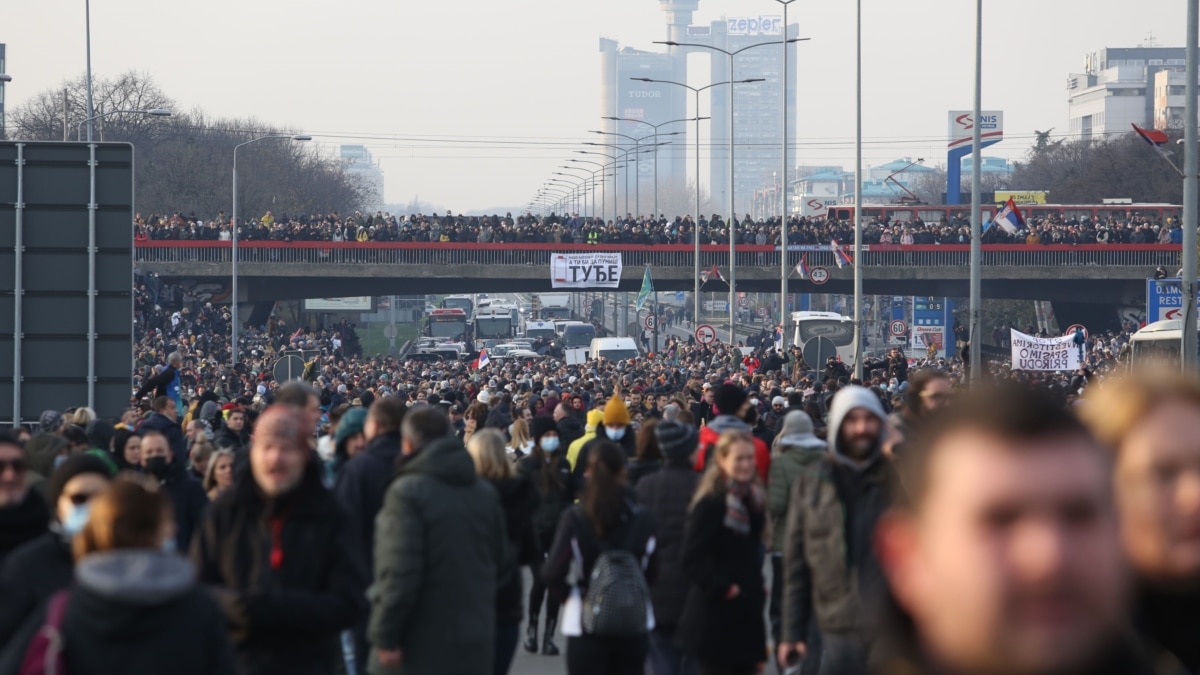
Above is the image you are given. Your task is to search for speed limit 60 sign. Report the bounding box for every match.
[889,320,907,337]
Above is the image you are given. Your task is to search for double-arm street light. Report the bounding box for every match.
[603,115,709,218]
[589,130,680,217]
[231,134,312,367]
[569,158,628,222]
[76,108,172,141]
[632,76,764,337]
[655,37,807,344]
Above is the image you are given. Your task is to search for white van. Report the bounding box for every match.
[590,337,641,362]
[524,320,557,341]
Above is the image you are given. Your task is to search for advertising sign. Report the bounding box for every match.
[1010,329,1083,372]
[995,190,1048,205]
[727,15,783,35]
[551,252,623,289]
[1146,278,1200,322]
[912,296,956,358]
[304,297,373,311]
[947,110,1005,149]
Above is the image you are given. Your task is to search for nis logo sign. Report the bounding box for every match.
[955,113,1000,131]
[947,110,1004,143]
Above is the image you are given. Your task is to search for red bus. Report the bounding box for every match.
[426,308,469,341]
[825,202,1181,225]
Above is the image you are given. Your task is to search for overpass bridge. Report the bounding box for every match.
[135,242,1175,309]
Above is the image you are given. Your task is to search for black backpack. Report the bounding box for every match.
[577,509,651,638]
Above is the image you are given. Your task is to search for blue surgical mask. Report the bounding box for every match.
[540,437,560,453]
[53,454,68,470]
[605,426,626,441]
[62,503,91,537]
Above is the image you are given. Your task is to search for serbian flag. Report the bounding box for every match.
[794,253,809,279]
[472,349,489,370]
[831,240,853,269]
[1132,123,1171,152]
[708,264,726,282]
[994,197,1027,235]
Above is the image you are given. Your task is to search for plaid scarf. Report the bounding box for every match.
[724,478,764,536]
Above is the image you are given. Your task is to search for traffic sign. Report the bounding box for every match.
[889,320,908,337]
[738,297,749,308]
[810,267,830,285]
[1064,324,1089,340]
[695,324,717,345]
[1146,278,1200,322]
[674,291,686,302]
[644,314,656,330]
[802,336,839,374]
[273,355,306,383]
[757,307,769,318]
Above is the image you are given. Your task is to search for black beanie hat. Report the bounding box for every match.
[654,421,699,463]
[48,454,116,512]
[714,383,747,416]
[530,416,558,443]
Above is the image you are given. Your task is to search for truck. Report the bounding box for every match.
[473,307,515,348]
[536,293,572,320]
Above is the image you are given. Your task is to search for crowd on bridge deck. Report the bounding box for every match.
[0,277,1194,675]
[133,206,1186,247]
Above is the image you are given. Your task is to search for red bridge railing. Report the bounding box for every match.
[132,241,1181,270]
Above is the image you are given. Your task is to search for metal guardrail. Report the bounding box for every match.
[132,241,1182,269]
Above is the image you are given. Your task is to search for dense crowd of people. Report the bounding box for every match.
[133,208,1186,248]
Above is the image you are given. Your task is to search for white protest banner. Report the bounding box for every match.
[551,252,623,289]
[1010,329,1082,371]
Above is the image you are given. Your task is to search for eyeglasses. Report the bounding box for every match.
[0,458,26,474]
[63,492,98,506]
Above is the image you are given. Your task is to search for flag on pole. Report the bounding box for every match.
[831,240,853,269]
[993,197,1027,235]
[1132,123,1183,175]
[635,266,654,312]
[794,253,809,279]
[472,349,489,370]
[706,264,726,283]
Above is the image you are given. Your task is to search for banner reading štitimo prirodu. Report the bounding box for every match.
[551,252,622,289]
[1010,329,1082,371]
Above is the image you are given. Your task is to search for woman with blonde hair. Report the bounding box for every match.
[467,430,538,675]
[0,476,235,674]
[1081,370,1200,672]
[203,449,235,501]
[678,430,767,675]
[507,418,533,461]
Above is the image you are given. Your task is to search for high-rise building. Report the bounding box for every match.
[599,4,797,218]
[340,145,384,210]
[1067,47,1185,140]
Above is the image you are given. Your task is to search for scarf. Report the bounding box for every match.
[723,478,764,536]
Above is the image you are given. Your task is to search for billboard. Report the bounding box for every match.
[304,297,373,311]
[0,142,134,422]
[995,190,1048,205]
[947,110,1004,149]
[727,15,783,36]
[551,252,622,289]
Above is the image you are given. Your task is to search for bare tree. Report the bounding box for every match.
[1011,130,1182,203]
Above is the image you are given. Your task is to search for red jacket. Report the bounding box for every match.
[694,419,770,483]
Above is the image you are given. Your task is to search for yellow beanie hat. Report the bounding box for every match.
[604,395,631,427]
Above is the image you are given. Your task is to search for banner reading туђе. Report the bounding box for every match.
[551,252,623,289]
[1010,329,1082,371]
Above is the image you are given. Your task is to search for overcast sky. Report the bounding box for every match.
[5,0,1187,212]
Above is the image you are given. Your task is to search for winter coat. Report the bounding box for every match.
[0,491,48,568]
[767,441,826,552]
[367,436,509,675]
[158,462,208,554]
[542,498,658,610]
[0,550,235,675]
[556,415,585,453]
[516,454,576,548]
[335,432,401,570]
[213,425,249,454]
[677,489,767,666]
[491,476,540,625]
[634,462,699,630]
[574,427,636,480]
[0,532,72,645]
[694,415,771,483]
[192,458,369,675]
[140,412,188,464]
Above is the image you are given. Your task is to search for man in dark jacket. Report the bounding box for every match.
[140,396,187,464]
[779,385,893,675]
[141,429,208,556]
[635,421,701,675]
[368,407,509,675]
[213,407,249,455]
[193,405,368,675]
[871,385,1150,675]
[335,396,406,672]
[553,402,584,451]
[0,433,48,568]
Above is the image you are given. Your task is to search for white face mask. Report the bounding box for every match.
[605,426,626,441]
[540,437,560,453]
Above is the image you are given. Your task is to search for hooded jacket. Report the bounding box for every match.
[693,414,771,484]
[767,412,827,553]
[781,385,894,643]
[0,550,235,675]
[367,436,509,675]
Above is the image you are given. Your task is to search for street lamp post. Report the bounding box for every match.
[603,116,706,218]
[657,38,806,344]
[633,76,765,342]
[231,134,311,368]
[84,0,96,142]
[854,0,864,378]
[774,0,799,349]
[590,131,679,218]
[76,107,171,141]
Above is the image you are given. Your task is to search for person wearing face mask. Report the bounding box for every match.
[0,454,114,645]
[517,416,576,657]
[0,476,236,675]
[139,429,208,555]
[574,395,637,482]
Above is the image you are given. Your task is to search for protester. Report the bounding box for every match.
[694,384,770,484]
[467,429,539,675]
[140,429,207,554]
[1082,371,1200,671]
[779,385,893,675]
[872,384,1146,675]
[193,405,368,675]
[0,454,115,645]
[636,421,701,675]
[140,395,187,463]
[367,407,509,675]
[543,441,658,675]
[677,431,768,675]
[518,415,576,656]
[0,432,49,566]
[629,419,664,486]
[203,448,234,500]
[0,476,236,675]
